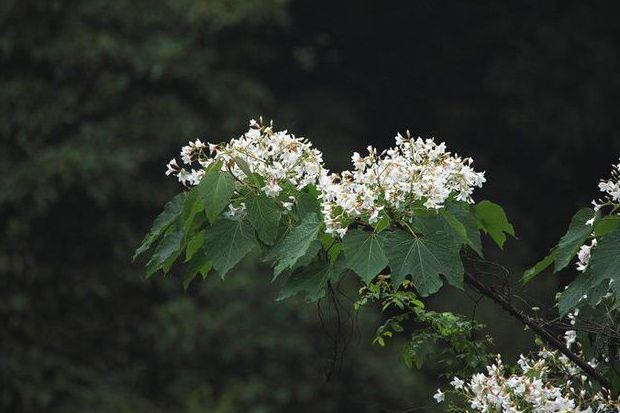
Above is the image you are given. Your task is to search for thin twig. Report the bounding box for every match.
[463,271,612,390]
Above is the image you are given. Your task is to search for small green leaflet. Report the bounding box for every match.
[277,259,346,302]
[203,218,256,277]
[233,156,253,177]
[383,229,464,296]
[185,230,205,262]
[245,193,282,245]
[521,249,555,284]
[342,229,388,283]
[263,212,322,278]
[145,218,184,277]
[474,200,515,249]
[198,171,235,223]
[133,192,185,261]
[183,254,212,290]
[373,215,391,233]
[554,208,596,272]
[441,203,483,257]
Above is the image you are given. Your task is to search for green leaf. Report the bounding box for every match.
[292,240,322,270]
[203,218,256,277]
[412,214,446,235]
[181,186,208,234]
[384,229,464,296]
[245,193,282,245]
[328,241,343,264]
[588,229,620,298]
[521,249,556,284]
[134,192,185,261]
[233,156,253,178]
[558,272,600,315]
[145,218,184,277]
[263,213,322,278]
[185,230,205,262]
[277,259,346,302]
[474,200,515,249]
[554,208,596,272]
[342,229,388,283]
[198,171,235,223]
[373,215,391,233]
[558,229,620,314]
[594,215,620,237]
[184,254,212,290]
[295,189,321,219]
[443,203,483,257]
[441,210,467,242]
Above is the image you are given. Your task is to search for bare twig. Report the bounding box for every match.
[463,271,612,389]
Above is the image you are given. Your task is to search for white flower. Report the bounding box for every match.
[263,180,282,197]
[564,330,577,349]
[576,238,597,273]
[165,158,180,176]
[450,377,465,389]
[433,389,445,403]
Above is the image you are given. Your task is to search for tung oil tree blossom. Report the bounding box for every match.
[435,345,619,412]
[136,119,620,411]
[318,133,486,237]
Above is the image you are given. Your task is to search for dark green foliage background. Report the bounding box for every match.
[2,0,620,411]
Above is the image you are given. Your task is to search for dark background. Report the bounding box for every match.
[2,1,620,412]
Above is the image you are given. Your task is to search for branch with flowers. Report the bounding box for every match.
[134,118,620,411]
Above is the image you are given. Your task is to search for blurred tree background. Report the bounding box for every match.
[2,0,620,412]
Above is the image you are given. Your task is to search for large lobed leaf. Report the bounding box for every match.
[145,218,184,277]
[199,170,235,223]
[474,200,515,249]
[522,208,597,283]
[263,212,322,278]
[245,193,282,245]
[554,208,596,272]
[342,229,388,283]
[383,228,464,296]
[277,259,346,302]
[588,229,620,297]
[557,227,620,314]
[203,218,257,277]
[133,192,185,261]
[441,202,483,257]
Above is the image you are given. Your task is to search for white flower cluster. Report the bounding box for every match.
[319,132,486,237]
[574,159,620,273]
[434,348,618,413]
[576,238,597,273]
[597,160,620,205]
[165,119,326,203]
[165,121,485,231]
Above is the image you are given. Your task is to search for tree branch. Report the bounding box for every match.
[463,271,612,390]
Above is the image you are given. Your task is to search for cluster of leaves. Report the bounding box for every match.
[525,205,620,391]
[136,160,515,303]
[355,276,492,376]
[523,207,619,313]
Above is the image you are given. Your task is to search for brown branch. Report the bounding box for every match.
[464,271,612,390]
